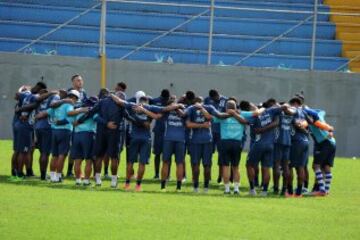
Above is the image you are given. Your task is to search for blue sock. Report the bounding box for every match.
[325,172,332,193]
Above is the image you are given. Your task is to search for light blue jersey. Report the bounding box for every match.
[74,113,97,133]
[46,103,74,131]
[214,111,253,141]
[308,110,336,145]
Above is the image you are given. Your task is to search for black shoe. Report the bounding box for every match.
[217,176,222,184]
[233,190,240,195]
[224,191,231,195]
[153,175,159,180]
[11,169,17,177]
[66,172,74,178]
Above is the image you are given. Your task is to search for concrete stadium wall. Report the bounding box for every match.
[0,52,359,157]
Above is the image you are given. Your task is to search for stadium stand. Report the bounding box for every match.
[0,0,354,71]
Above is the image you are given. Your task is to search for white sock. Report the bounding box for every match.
[225,183,230,192]
[50,171,55,181]
[56,172,62,180]
[76,178,81,184]
[112,175,117,182]
[83,179,90,184]
[234,182,240,192]
[95,173,101,181]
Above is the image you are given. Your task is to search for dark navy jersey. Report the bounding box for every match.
[163,110,186,142]
[13,91,32,125]
[150,96,168,134]
[291,108,309,143]
[274,113,293,146]
[204,95,227,134]
[34,94,60,130]
[253,107,282,145]
[186,104,217,144]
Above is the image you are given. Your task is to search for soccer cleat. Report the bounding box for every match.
[249,189,257,196]
[294,194,303,198]
[233,190,240,195]
[104,174,111,180]
[110,181,118,188]
[182,177,187,183]
[123,183,131,191]
[175,188,182,193]
[224,191,231,195]
[302,187,309,195]
[193,188,199,193]
[203,188,209,193]
[153,175,159,180]
[311,191,326,197]
[135,184,142,192]
[260,191,268,197]
[75,182,81,186]
[160,188,167,193]
[285,192,293,198]
[217,176,222,184]
[95,179,102,186]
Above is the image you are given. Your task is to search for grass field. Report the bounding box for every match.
[0,140,359,240]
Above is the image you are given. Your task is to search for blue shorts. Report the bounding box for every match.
[35,128,52,154]
[153,131,164,155]
[290,141,309,168]
[14,123,33,153]
[128,138,151,164]
[70,132,95,160]
[189,142,213,167]
[94,128,122,159]
[51,129,71,157]
[273,143,291,163]
[162,140,185,164]
[220,139,243,167]
[12,120,17,151]
[313,140,336,167]
[247,143,274,168]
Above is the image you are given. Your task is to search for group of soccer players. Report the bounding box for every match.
[10,74,336,197]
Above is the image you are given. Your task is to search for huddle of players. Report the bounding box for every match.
[11,75,336,197]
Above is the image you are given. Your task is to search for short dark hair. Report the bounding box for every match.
[71,74,81,82]
[289,97,302,105]
[239,100,251,111]
[185,91,195,101]
[36,81,47,90]
[117,82,127,91]
[209,89,219,98]
[265,98,277,108]
[228,96,238,104]
[161,89,170,99]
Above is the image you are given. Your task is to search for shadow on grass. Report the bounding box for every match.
[0,175,309,199]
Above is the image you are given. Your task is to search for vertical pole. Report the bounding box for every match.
[99,0,107,88]
[207,0,215,65]
[310,0,318,70]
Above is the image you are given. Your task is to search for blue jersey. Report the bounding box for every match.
[186,105,217,144]
[274,113,293,146]
[46,103,74,131]
[291,108,309,143]
[126,102,163,140]
[13,91,32,125]
[253,107,282,144]
[305,109,336,145]
[88,97,125,131]
[163,110,186,142]
[74,113,97,133]
[18,93,38,127]
[215,111,253,141]
[34,94,60,130]
[150,96,168,134]
[204,96,227,134]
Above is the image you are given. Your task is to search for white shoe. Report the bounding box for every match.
[111,180,118,188]
[249,189,257,196]
[193,188,199,193]
[182,177,186,183]
[260,191,268,197]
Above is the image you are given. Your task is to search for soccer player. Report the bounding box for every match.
[159,95,187,191]
[110,93,182,191]
[247,103,294,196]
[150,89,170,179]
[185,97,230,193]
[33,90,60,180]
[288,97,310,197]
[13,82,53,178]
[204,89,228,184]
[70,97,98,186]
[215,100,262,194]
[76,90,127,187]
[36,90,79,183]
[303,108,335,196]
[272,102,294,196]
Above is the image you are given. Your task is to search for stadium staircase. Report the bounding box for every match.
[0,0,354,71]
[325,0,360,72]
